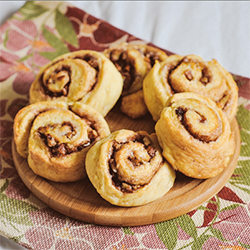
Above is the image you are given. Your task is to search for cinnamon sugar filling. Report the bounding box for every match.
[109,50,137,91]
[108,135,159,193]
[175,106,221,143]
[216,91,230,111]
[41,54,99,97]
[143,49,163,67]
[38,121,98,157]
[43,65,71,97]
[167,57,212,93]
[109,48,163,92]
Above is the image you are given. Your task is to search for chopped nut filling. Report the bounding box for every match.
[175,106,219,143]
[175,106,186,118]
[216,91,230,110]
[108,135,157,193]
[42,55,99,97]
[43,65,71,97]
[184,69,193,81]
[142,136,151,146]
[75,54,99,71]
[168,57,212,92]
[200,68,211,85]
[144,50,162,67]
[109,50,136,91]
[147,146,156,158]
[38,120,98,157]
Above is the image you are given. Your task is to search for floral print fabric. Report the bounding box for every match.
[0,1,250,249]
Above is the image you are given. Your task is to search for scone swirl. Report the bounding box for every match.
[29,50,123,116]
[104,43,168,119]
[155,92,235,179]
[86,129,175,206]
[143,54,238,121]
[14,101,110,182]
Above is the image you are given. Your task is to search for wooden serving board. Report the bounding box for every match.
[12,103,241,227]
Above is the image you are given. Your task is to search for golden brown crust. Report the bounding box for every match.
[13,101,68,158]
[29,50,123,117]
[143,54,238,121]
[120,90,148,119]
[104,42,168,118]
[155,92,235,179]
[86,129,176,207]
[14,101,110,182]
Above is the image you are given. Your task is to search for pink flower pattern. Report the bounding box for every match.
[0,50,34,95]
[202,205,250,249]
[24,208,92,250]
[0,2,250,250]
[213,205,250,244]
[131,225,167,249]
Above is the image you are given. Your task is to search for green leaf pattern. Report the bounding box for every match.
[155,220,179,250]
[0,194,38,226]
[11,1,78,63]
[40,26,69,60]
[19,1,49,20]
[55,9,79,48]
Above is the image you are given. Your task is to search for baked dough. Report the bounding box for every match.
[13,101,68,158]
[120,89,148,119]
[104,42,168,118]
[29,50,123,117]
[155,92,235,179]
[86,129,176,207]
[14,101,110,182]
[143,54,238,121]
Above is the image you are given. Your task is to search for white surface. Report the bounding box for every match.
[0,236,24,250]
[0,1,250,78]
[0,1,249,249]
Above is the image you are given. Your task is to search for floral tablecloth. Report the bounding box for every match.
[0,1,250,249]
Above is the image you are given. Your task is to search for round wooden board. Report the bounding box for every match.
[12,103,241,227]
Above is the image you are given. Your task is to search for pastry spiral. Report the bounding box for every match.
[155,92,235,179]
[29,50,123,117]
[143,54,238,121]
[14,101,110,182]
[86,129,176,207]
[104,43,168,119]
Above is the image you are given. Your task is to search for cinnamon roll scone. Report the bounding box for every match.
[86,129,176,206]
[155,92,235,179]
[14,101,110,182]
[29,50,123,117]
[143,54,238,121]
[104,43,168,119]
